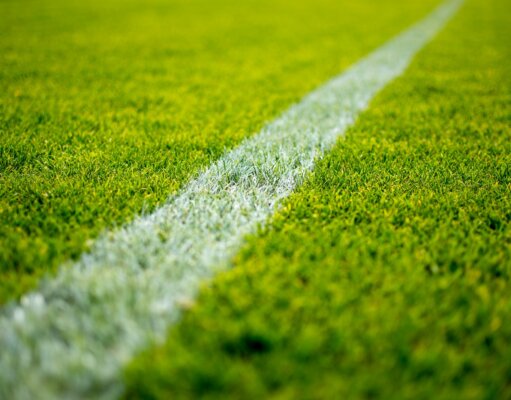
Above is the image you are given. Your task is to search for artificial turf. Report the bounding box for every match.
[0,0,440,304]
[123,0,511,398]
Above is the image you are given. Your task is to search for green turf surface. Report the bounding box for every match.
[124,0,511,398]
[0,0,441,304]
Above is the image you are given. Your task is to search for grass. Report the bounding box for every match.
[0,0,441,304]
[123,0,511,398]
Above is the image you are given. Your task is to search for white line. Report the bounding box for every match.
[0,1,463,399]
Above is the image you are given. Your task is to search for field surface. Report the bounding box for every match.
[1,0,510,399]
[125,0,511,398]
[0,0,439,302]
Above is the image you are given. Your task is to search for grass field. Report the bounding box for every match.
[123,0,510,398]
[0,0,439,303]
[1,0,510,398]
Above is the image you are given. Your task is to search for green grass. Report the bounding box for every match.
[0,0,441,304]
[124,0,511,398]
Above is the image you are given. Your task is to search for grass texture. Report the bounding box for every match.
[0,0,440,303]
[0,4,462,397]
[124,0,511,398]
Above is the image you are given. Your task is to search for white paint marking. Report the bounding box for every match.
[0,1,463,398]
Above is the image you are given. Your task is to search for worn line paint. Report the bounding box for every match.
[0,1,463,398]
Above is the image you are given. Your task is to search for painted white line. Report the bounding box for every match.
[0,1,463,398]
